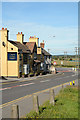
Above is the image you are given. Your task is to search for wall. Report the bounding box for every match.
[0,29,8,76]
[7,42,18,77]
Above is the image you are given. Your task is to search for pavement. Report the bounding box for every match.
[0,72,63,83]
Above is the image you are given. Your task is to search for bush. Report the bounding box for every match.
[26,111,39,119]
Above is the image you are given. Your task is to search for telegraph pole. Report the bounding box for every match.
[75,47,77,68]
[64,52,66,60]
[48,49,50,53]
[64,51,67,60]
[78,47,80,69]
[66,52,67,59]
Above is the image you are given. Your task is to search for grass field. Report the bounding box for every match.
[52,60,79,68]
[26,86,78,119]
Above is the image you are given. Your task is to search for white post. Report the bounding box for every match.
[33,94,39,113]
[11,104,19,119]
[49,89,55,105]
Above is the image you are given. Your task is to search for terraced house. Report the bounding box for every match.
[0,28,52,78]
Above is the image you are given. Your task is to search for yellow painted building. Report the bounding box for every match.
[0,28,30,78]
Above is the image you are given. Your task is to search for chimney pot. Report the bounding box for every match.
[40,42,45,49]
[18,32,20,34]
[21,32,22,34]
[5,28,7,30]
[43,40,44,43]
[2,28,4,30]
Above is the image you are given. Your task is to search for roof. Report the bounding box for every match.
[25,42,36,53]
[8,40,30,53]
[42,48,52,56]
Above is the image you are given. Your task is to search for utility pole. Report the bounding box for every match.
[64,51,67,60]
[65,51,67,60]
[48,49,50,53]
[64,51,67,66]
[78,47,80,69]
[75,47,78,68]
[64,52,66,60]
[64,52,66,66]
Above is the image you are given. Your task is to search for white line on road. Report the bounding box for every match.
[0,82,35,91]
[40,80,51,83]
[72,75,76,76]
[19,82,34,87]
[54,75,76,80]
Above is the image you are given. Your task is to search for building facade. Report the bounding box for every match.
[0,28,30,78]
[0,28,52,78]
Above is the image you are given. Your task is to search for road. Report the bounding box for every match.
[1,68,78,104]
[0,67,78,118]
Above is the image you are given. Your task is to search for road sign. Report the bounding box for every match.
[53,61,57,65]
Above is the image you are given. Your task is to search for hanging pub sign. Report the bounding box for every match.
[8,52,17,61]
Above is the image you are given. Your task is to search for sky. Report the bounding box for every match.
[1,2,78,55]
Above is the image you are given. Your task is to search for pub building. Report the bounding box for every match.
[0,28,30,78]
[0,28,52,78]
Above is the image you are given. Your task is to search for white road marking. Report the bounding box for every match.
[40,80,51,83]
[0,82,35,91]
[64,76,71,78]
[72,75,76,76]
[54,75,76,80]
[19,82,34,87]
[1,74,76,91]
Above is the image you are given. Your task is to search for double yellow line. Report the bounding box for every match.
[0,79,77,109]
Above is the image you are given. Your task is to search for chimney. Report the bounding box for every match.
[29,36,39,47]
[2,28,4,30]
[40,40,45,48]
[17,32,24,44]
[0,28,9,41]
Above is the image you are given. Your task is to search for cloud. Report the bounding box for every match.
[2,20,78,55]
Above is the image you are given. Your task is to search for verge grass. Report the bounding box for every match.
[26,86,78,119]
[52,60,79,68]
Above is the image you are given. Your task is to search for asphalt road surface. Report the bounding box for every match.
[1,68,78,104]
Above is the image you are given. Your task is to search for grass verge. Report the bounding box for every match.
[25,86,78,119]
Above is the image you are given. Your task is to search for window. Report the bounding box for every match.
[11,48,13,50]
[41,54,42,59]
[23,54,27,63]
[34,52,37,60]
[19,54,22,60]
